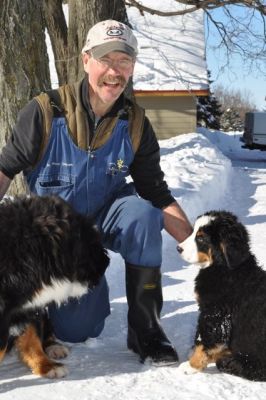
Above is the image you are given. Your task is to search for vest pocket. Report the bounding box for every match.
[36,174,75,201]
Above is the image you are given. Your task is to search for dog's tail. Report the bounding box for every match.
[216,353,266,381]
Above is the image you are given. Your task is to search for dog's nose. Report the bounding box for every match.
[176,245,183,254]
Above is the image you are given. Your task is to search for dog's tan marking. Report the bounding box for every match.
[0,346,7,363]
[189,344,231,371]
[189,344,209,371]
[208,345,231,363]
[196,230,205,237]
[15,324,68,378]
[198,249,212,264]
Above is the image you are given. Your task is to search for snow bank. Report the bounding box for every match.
[198,128,266,162]
[160,132,232,222]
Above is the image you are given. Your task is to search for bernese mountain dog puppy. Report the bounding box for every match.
[177,210,266,381]
[0,195,109,378]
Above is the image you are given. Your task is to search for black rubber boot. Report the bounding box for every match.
[126,263,178,365]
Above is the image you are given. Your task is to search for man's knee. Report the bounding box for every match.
[49,314,107,343]
[123,197,163,233]
[48,276,110,343]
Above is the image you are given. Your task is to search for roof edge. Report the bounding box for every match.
[134,89,209,97]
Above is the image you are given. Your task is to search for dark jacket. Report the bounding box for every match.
[0,78,175,209]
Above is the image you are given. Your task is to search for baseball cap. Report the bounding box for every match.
[82,20,138,58]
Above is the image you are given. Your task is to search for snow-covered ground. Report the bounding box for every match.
[1,129,266,399]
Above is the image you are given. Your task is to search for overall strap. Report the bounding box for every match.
[34,89,66,168]
[34,91,56,168]
[45,89,64,117]
[128,102,145,153]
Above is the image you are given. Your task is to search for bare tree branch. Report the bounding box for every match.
[125,0,266,16]
[125,0,266,76]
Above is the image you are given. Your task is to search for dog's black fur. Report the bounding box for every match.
[179,210,266,381]
[0,195,109,377]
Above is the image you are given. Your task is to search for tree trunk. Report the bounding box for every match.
[67,0,128,82]
[43,0,68,85]
[0,0,51,196]
[0,0,129,195]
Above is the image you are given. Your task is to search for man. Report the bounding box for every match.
[0,20,192,365]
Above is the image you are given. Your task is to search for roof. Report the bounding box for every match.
[127,0,209,93]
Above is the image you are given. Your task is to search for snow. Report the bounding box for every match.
[127,0,208,91]
[1,129,266,399]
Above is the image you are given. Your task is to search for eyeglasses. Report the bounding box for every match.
[93,56,134,71]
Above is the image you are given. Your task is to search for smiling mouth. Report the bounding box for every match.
[104,81,121,88]
[99,75,126,89]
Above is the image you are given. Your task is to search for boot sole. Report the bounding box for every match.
[128,333,179,366]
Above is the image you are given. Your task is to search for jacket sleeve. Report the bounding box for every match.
[129,117,175,209]
[0,100,43,179]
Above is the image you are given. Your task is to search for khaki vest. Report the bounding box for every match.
[35,80,145,165]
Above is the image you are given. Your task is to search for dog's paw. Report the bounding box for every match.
[45,343,69,359]
[44,364,69,379]
[178,361,200,375]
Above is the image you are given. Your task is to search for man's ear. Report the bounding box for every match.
[82,52,91,68]
[131,58,136,76]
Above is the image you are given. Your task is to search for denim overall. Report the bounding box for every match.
[25,116,163,342]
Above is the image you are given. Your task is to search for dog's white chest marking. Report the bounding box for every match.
[23,279,88,309]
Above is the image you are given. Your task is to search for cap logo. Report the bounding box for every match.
[106,27,123,37]
[81,20,138,56]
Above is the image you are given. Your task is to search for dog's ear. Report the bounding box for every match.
[220,222,250,269]
[221,242,246,269]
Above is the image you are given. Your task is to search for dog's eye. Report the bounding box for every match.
[196,235,205,243]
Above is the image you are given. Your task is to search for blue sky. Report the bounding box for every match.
[207,54,266,110]
[205,7,266,110]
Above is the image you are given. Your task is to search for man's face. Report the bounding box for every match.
[82,51,135,108]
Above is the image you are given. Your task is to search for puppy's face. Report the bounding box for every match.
[71,215,110,285]
[178,215,215,269]
[178,211,250,270]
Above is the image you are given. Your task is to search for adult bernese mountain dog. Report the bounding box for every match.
[0,195,109,378]
[177,210,266,381]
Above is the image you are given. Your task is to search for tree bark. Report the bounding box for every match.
[0,0,51,196]
[43,0,68,85]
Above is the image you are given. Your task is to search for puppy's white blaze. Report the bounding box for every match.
[179,215,215,264]
[23,279,88,309]
[194,215,215,233]
[179,234,199,263]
